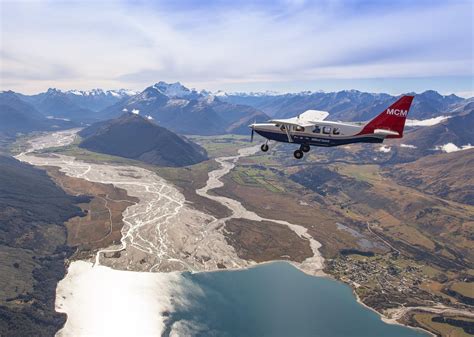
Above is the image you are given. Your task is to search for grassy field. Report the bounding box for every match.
[336,164,383,183]
[450,282,474,298]
[412,313,474,337]
[229,165,286,193]
[189,134,251,157]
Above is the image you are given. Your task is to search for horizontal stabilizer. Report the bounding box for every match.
[374,129,400,136]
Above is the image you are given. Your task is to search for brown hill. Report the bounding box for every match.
[79,113,208,167]
[386,149,474,205]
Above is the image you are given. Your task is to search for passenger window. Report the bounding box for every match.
[312,126,321,133]
[333,128,340,135]
[323,126,331,134]
[295,126,305,132]
[280,125,286,131]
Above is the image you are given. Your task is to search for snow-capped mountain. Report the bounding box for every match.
[100,82,269,135]
[151,81,202,99]
[67,88,138,98]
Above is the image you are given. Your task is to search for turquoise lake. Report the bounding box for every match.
[162,261,429,337]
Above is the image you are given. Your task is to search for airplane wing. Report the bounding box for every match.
[269,109,329,126]
[298,109,329,122]
[268,117,314,127]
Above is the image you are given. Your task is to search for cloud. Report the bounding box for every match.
[434,143,474,153]
[1,1,472,93]
[378,145,391,153]
[406,116,450,127]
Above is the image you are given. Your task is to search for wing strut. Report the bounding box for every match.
[284,124,293,143]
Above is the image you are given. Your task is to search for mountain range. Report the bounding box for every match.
[17,88,137,123]
[79,113,208,167]
[219,89,466,121]
[1,83,472,139]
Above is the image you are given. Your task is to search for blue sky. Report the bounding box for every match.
[1,0,473,96]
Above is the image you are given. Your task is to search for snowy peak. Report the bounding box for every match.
[65,88,138,98]
[151,81,202,99]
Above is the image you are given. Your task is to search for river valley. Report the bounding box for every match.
[15,129,430,337]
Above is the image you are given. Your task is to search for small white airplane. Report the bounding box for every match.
[250,95,414,159]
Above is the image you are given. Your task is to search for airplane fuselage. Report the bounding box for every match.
[253,121,384,147]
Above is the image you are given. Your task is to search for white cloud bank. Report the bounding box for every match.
[406,116,450,127]
[1,1,473,93]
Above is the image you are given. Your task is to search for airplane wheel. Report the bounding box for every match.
[301,144,310,153]
[261,144,269,152]
[294,149,304,159]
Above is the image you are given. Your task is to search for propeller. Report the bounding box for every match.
[249,119,256,142]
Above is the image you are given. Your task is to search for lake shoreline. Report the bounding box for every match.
[185,259,433,337]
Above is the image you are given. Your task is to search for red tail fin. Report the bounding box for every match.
[360,95,414,138]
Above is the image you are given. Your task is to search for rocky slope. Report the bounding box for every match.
[0,155,88,337]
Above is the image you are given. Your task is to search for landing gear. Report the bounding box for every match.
[301,144,310,153]
[261,143,269,152]
[294,149,304,159]
[293,144,308,159]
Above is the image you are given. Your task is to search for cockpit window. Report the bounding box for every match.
[323,126,331,134]
[333,128,340,135]
[312,126,321,133]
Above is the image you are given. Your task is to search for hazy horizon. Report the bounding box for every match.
[2,80,473,99]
